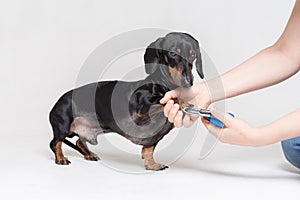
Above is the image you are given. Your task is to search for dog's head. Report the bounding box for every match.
[144,32,204,88]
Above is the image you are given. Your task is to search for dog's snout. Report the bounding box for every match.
[181,82,192,88]
[181,66,193,88]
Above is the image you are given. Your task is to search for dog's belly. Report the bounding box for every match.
[70,116,106,145]
[69,113,173,146]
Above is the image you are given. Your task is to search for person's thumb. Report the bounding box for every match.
[160,89,180,104]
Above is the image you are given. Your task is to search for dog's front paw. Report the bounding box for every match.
[84,154,100,162]
[145,163,169,171]
[55,157,71,165]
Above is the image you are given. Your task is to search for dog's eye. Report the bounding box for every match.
[169,51,177,57]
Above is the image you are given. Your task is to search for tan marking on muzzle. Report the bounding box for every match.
[168,66,182,86]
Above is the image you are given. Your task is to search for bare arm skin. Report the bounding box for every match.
[160,0,300,145]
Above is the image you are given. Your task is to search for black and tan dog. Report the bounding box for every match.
[49,32,204,170]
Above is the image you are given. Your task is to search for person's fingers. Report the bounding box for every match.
[173,111,183,128]
[168,103,180,123]
[182,114,195,128]
[182,114,191,128]
[189,114,199,122]
[160,90,180,104]
[201,117,222,138]
[163,100,174,117]
[210,106,234,127]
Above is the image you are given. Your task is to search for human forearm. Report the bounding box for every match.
[256,108,300,146]
[217,46,299,101]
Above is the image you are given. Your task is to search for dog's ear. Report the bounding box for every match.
[195,43,204,79]
[144,37,164,74]
[182,33,204,79]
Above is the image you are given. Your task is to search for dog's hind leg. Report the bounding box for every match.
[50,138,71,165]
[49,91,76,165]
[142,145,168,171]
[76,138,100,161]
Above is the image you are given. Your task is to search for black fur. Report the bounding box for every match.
[49,32,204,168]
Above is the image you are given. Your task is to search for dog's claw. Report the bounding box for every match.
[55,157,71,165]
[145,163,168,171]
[84,154,100,162]
[158,165,169,170]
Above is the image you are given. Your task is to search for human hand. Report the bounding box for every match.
[201,107,262,146]
[160,82,211,128]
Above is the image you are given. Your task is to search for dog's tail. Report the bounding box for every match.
[63,139,86,155]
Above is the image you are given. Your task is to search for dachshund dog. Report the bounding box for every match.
[49,32,204,170]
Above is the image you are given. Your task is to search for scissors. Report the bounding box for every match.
[182,106,234,128]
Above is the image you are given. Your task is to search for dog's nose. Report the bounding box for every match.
[181,77,193,87]
[181,82,192,88]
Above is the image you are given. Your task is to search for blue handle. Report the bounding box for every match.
[208,113,235,128]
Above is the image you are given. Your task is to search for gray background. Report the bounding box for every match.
[0,0,299,199]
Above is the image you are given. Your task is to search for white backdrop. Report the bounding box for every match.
[0,0,299,199]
